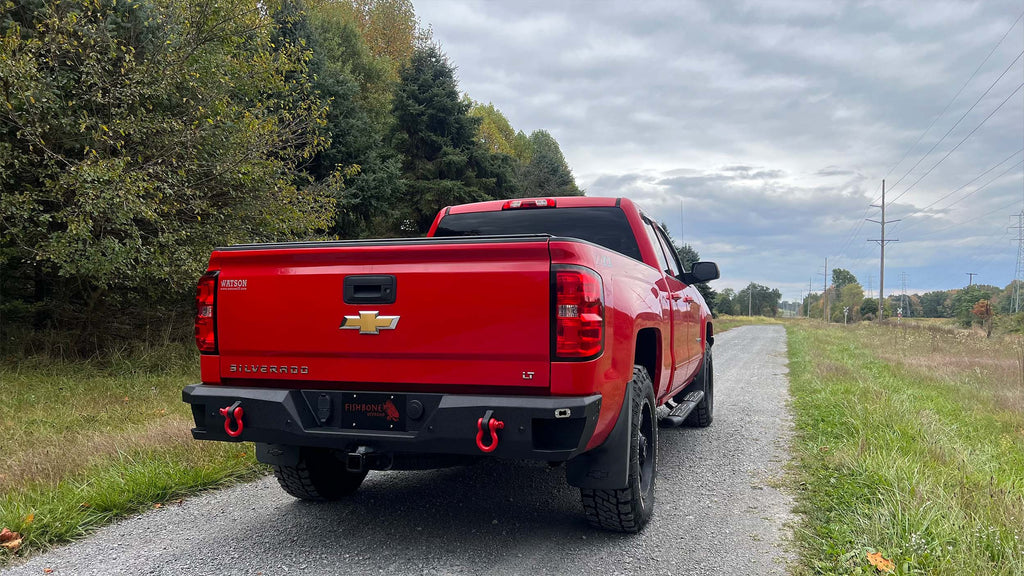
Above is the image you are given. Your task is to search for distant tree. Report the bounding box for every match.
[834,283,865,323]
[517,130,582,197]
[675,243,717,315]
[803,293,821,317]
[972,300,994,337]
[920,290,952,318]
[952,285,998,327]
[831,268,858,293]
[736,283,782,317]
[860,298,878,320]
[717,289,738,316]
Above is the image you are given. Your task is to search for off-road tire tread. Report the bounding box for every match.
[684,348,713,427]
[580,365,656,533]
[273,449,366,501]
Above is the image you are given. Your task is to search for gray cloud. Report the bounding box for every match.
[417,0,1024,299]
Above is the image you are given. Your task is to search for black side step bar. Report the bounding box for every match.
[659,390,705,428]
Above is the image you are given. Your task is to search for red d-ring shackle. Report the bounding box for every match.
[219,401,244,438]
[476,409,504,453]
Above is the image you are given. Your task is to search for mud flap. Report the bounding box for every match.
[564,392,632,489]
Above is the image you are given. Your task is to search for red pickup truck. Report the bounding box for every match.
[183,196,719,532]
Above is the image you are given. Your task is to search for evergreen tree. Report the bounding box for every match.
[517,130,582,197]
[389,43,506,232]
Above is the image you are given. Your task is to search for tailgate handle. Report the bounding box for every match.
[344,275,396,305]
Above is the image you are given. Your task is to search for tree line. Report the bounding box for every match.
[799,268,1021,333]
[0,0,582,350]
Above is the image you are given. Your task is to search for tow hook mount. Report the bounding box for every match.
[475,409,504,453]
[219,401,244,438]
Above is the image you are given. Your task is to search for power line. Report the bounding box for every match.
[907,160,1024,239]
[886,48,1024,201]
[883,10,1024,182]
[894,148,1024,233]
[888,79,1024,206]
[832,180,883,270]
[831,14,1024,272]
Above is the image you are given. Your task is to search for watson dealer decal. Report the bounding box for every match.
[220,279,247,291]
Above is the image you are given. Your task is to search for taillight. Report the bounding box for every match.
[554,266,604,359]
[501,198,556,209]
[195,271,218,353]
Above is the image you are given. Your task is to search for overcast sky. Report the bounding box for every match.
[416,0,1024,301]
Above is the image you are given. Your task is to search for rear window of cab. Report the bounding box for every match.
[434,206,642,261]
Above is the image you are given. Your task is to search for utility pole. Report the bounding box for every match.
[1012,211,1023,313]
[867,272,874,302]
[748,284,752,316]
[966,272,978,286]
[869,179,899,323]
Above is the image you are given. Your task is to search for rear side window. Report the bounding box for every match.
[434,207,642,261]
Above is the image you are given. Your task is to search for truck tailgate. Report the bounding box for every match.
[209,238,551,389]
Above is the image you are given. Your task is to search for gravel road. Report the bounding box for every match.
[5,324,795,576]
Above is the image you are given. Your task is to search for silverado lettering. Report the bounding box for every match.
[183,196,720,533]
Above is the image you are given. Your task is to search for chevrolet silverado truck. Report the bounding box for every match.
[183,196,719,532]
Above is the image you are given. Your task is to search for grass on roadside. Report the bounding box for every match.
[713,314,783,333]
[787,319,1024,575]
[0,343,266,562]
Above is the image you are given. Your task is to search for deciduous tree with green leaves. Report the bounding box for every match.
[1,0,331,337]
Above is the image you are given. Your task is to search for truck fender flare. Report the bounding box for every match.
[565,382,633,489]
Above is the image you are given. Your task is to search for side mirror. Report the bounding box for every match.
[688,261,720,283]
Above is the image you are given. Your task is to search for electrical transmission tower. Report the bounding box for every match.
[868,180,899,323]
[898,272,909,320]
[1013,211,1024,313]
[817,258,830,322]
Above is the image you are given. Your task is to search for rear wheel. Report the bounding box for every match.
[681,346,713,427]
[273,448,368,501]
[580,365,657,532]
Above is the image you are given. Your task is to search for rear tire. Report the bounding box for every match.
[273,448,367,501]
[682,346,714,427]
[580,365,657,533]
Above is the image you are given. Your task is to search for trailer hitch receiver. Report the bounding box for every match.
[475,409,504,453]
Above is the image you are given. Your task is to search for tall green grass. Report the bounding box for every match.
[0,342,265,562]
[787,321,1024,575]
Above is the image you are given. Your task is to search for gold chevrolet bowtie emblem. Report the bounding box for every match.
[340,311,400,334]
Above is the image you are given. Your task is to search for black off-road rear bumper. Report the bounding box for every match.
[182,384,602,463]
